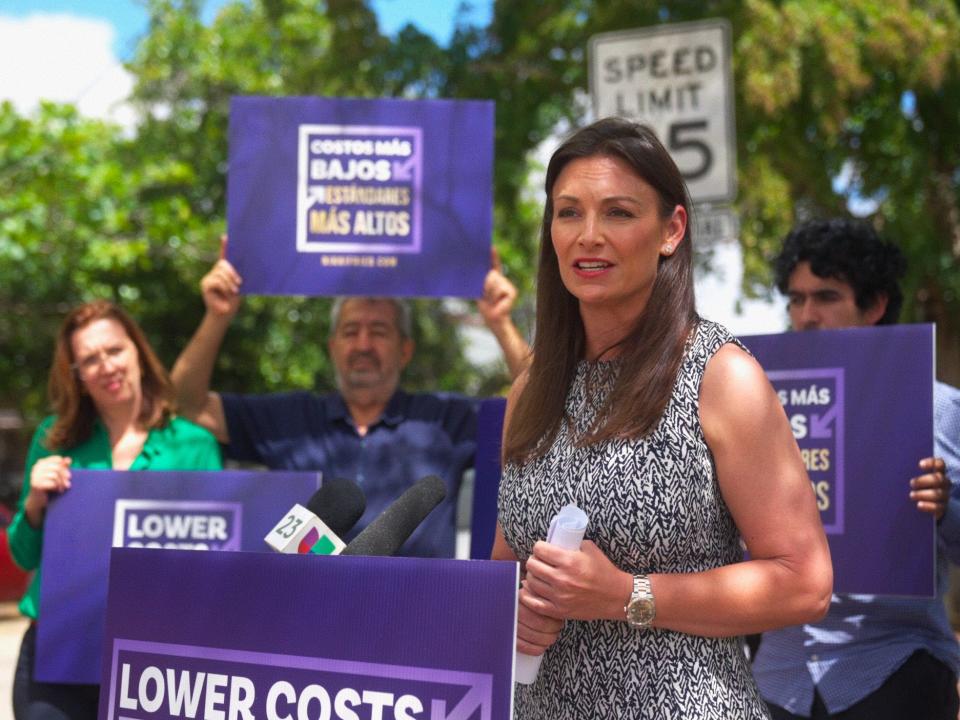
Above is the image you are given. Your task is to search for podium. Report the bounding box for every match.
[98,549,518,720]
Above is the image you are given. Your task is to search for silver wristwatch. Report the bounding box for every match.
[624,574,656,629]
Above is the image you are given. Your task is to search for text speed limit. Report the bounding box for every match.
[589,19,737,204]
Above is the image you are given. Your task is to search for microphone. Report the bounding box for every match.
[306,478,367,537]
[264,478,366,556]
[341,475,447,557]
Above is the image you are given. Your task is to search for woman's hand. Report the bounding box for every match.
[520,540,632,622]
[516,586,565,655]
[24,455,72,528]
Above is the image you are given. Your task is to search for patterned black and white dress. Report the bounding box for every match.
[498,319,770,719]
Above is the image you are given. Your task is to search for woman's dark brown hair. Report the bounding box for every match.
[45,300,175,450]
[503,117,698,463]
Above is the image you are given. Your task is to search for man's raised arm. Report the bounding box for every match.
[171,248,242,443]
[477,249,531,380]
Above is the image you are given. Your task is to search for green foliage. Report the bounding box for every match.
[733,0,960,378]
[2,0,507,431]
[4,0,960,435]
[456,0,960,379]
[0,100,220,419]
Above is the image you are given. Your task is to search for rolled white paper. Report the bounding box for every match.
[515,504,588,684]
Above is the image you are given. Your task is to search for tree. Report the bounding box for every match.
[121,0,499,404]
[734,0,960,381]
[1,0,505,436]
[443,0,960,380]
[0,101,216,420]
[5,0,960,437]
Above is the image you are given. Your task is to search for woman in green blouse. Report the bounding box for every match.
[7,300,221,720]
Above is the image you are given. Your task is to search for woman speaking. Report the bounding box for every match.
[493,118,832,719]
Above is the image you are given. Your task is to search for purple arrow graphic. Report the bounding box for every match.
[392,155,417,181]
[810,403,839,439]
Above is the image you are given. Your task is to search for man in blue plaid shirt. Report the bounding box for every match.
[753,218,960,719]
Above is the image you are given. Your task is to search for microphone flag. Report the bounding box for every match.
[264,504,346,555]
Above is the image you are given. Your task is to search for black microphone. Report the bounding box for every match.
[264,478,366,555]
[306,478,366,537]
[341,475,446,557]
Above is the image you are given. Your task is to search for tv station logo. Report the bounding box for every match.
[263,504,346,556]
[112,500,243,551]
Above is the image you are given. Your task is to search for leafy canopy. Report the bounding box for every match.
[4,0,960,433]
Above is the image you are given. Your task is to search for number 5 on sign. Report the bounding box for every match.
[669,120,713,181]
[589,19,737,205]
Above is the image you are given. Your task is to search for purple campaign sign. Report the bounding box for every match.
[99,550,518,720]
[228,96,494,298]
[740,324,935,596]
[37,470,320,684]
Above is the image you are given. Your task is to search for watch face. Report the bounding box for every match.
[627,597,655,628]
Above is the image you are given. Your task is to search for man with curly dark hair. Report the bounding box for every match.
[753,217,960,720]
[772,218,906,328]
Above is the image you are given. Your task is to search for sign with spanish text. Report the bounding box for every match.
[37,469,321,684]
[98,549,518,720]
[227,96,494,298]
[740,324,935,596]
[589,19,737,204]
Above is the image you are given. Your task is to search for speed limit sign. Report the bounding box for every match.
[589,19,737,204]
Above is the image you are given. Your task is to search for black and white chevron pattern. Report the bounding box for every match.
[499,319,770,719]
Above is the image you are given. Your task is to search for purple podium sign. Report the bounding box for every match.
[38,469,320,684]
[740,324,935,596]
[227,96,494,298]
[98,550,518,720]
